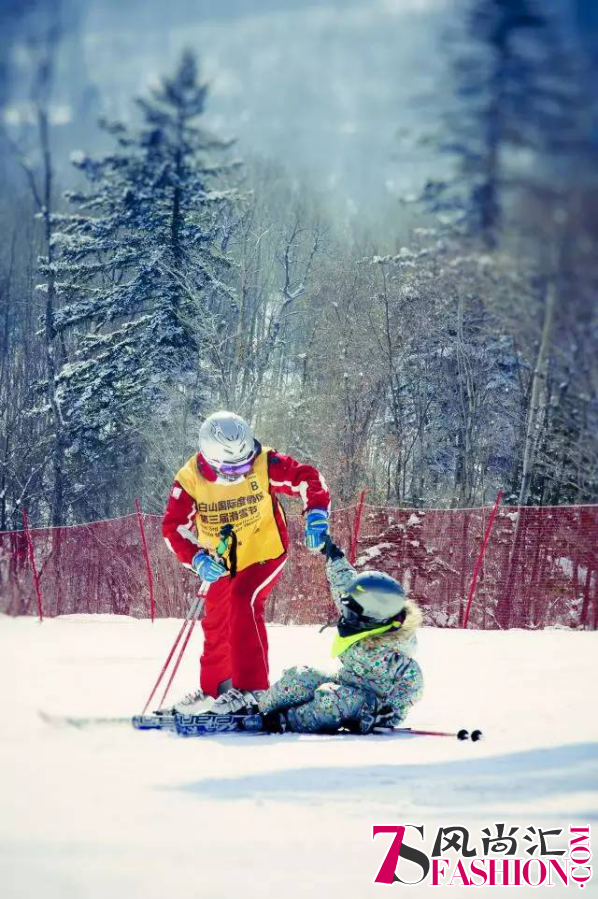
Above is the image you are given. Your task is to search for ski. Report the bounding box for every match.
[39,710,133,729]
[175,712,266,736]
[41,709,483,741]
[40,710,176,731]
[131,713,177,731]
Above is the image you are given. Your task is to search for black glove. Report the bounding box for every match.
[261,711,288,733]
[348,700,396,735]
[320,534,345,561]
[371,702,396,732]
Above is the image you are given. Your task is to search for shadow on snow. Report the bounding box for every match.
[171,741,598,815]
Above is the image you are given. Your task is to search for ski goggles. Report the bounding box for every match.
[339,594,369,626]
[215,456,256,477]
[339,594,402,628]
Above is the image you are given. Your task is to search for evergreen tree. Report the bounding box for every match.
[416,0,593,248]
[45,51,237,517]
[450,0,549,246]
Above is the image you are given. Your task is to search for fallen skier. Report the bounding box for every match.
[247,539,424,734]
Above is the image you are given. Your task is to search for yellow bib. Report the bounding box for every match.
[175,448,286,572]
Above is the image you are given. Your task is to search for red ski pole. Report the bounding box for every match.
[156,584,208,709]
[392,727,483,741]
[141,527,233,714]
[141,588,205,715]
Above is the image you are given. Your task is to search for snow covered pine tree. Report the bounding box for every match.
[45,51,238,506]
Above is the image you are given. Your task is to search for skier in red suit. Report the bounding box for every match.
[162,410,330,714]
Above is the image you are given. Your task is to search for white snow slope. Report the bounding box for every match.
[1,615,596,899]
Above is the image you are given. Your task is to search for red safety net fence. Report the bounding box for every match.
[1,503,597,629]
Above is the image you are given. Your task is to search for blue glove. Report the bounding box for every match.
[191,551,227,583]
[305,508,330,551]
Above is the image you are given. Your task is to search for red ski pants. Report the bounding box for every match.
[199,555,287,697]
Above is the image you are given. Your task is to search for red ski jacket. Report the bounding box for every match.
[162,447,330,569]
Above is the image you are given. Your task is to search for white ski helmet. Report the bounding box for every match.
[340,570,406,631]
[198,411,257,476]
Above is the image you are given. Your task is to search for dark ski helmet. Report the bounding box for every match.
[339,570,406,631]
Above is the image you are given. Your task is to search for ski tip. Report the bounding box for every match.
[457,728,469,741]
[471,728,484,742]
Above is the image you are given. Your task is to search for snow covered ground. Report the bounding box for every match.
[1,615,596,898]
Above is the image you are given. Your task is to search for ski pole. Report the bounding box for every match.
[141,589,204,715]
[156,582,208,710]
[141,526,234,715]
[392,727,483,741]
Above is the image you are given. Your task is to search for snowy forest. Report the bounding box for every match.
[0,0,597,529]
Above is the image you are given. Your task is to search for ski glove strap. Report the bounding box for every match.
[192,551,228,583]
[305,508,330,551]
